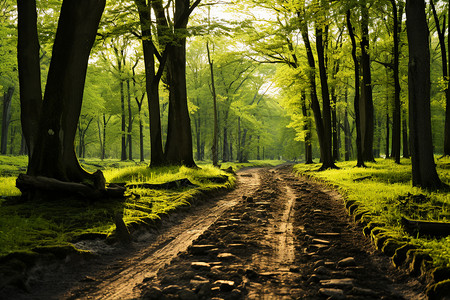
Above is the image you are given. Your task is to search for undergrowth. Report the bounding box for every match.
[293,157,450,268]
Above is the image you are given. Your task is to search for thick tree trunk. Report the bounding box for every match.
[135,0,165,166]
[406,0,443,189]
[347,10,365,167]
[17,0,42,158]
[360,4,375,162]
[164,0,196,167]
[207,41,219,166]
[25,0,106,190]
[1,87,14,155]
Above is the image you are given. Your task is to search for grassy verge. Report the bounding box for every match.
[293,158,450,297]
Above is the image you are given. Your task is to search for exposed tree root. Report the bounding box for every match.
[16,174,125,200]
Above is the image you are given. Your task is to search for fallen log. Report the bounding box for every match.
[126,178,197,190]
[16,174,125,200]
[401,217,450,237]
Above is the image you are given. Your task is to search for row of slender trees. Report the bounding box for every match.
[0,0,448,193]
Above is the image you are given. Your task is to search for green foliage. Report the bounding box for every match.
[294,158,450,268]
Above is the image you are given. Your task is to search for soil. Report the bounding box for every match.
[1,165,426,299]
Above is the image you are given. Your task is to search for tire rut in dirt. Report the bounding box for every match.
[139,165,426,300]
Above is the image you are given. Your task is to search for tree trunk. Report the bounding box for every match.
[385,66,391,159]
[301,90,313,164]
[1,87,13,155]
[132,61,145,163]
[17,0,42,159]
[298,13,335,170]
[402,109,410,158]
[347,10,365,167]
[315,25,336,169]
[360,4,375,162]
[430,0,450,157]
[135,0,165,166]
[222,126,229,162]
[237,116,241,163]
[391,0,402,163]
[97,117,103,159]
[127,79,133,160]
[406,0,443,189]
[257,135,260,160]
[446,0,450,156]
[344,87,351,161]
[120,79,126,161]
[207,41,219,166]
[25,0,106,190]
[164,0,196,167]
[19,132,27,156]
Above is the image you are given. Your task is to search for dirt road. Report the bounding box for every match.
[4,165,426,299]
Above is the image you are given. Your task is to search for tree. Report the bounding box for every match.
[1,87,14,154]
[390,0,403,164]
[299,8,336,170]
[360,2,375,162]
[17,0,109,195]
[134,0,166,166]
[347,9,365,168]
[163,0,200,167]
[207,41,219,166]
[406,0,443,189]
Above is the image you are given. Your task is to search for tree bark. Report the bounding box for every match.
[135,0,165,166]
[344,87,351,161]
[24,0,106,191]
[1,87,14,155]
[301,90,313,164]
[406,0,443,189]
[347,10,365,167]
[222,127,229,162]
[391,0,402,163]
[298,12,336,170]
[207,41,219,166]
[360,4,375,162]
[315,25,336,169]
[17,0,42,158]
[446,0,450,156]
[127,78,133,160]
[430,0,450,157]
[163,0,197,167]
[402,109,410,158]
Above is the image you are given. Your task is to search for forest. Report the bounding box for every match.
[1,0,450,299]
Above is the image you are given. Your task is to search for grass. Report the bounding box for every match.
[293,157,450,268]
[0,157,280,258]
